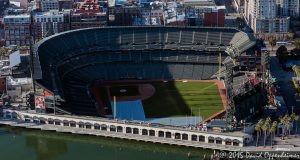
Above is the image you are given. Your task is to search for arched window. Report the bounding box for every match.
[233,139,240,146]
[133,128,139,134]
[158,131,164,137]
[39,117,46,124]
[78,122,84,128]
[126,127,132,133]
[110,125,116,132]
[166,132,171,138]
[54,119,61,125]
[48,118,54,124]
[215,137,222,144]
[63,120,69,126]
[142,129,148,135]
[182,134,188,140]
[208,136,214,143]
[175,133,181,139]
[94,123,100,130]
[85,122,92,129]
[70,121,76,127]
[149,130,155,136]
[191,135,197,141]
[117,126,123,132]
[225,138,232,145]
[101,124,107,131]
[199,135,205,142]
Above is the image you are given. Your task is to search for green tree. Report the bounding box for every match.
[279,116,286,140]
[286,120,292,136]
[262,123,268,147]
[294,38,300,49]
[291,113,299,134]
[270,121,277,147]
[0,47,9,57]
[255,119,264,146]
[269,38,277,51]
[262,117,271,147]
[280,114,292,139]
[295,115,299,134]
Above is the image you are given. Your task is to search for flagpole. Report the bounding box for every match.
[114,96,116,119]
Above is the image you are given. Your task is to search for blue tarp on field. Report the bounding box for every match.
[110,100,203,126]
[111,100,146,121]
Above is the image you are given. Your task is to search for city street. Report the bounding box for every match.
[270,55,297,112]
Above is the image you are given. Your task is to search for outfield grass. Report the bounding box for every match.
[142,82,223,119]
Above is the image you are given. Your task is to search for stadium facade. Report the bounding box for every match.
[33,26,256,117]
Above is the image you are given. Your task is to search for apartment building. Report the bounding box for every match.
[3,14,31,46]
[246,0,290,40]
[71,0,107,29]
[41,0,59,12]
[276,0,300,18]
[33,10,70,40]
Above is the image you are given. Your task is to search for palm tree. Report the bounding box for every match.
[262,118,271,147]
[269,38,277,51]
[294,115,299,134]
[255,124,262,146]
[262,123,268,147]
[286,120,292,137]
[270,121,277,147]
[279,116,286,139]
[255,119,264,146]
[280,114,292,138]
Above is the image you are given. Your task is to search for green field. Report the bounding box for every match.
[142,82,223,119]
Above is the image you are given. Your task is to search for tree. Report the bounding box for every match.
[286,120,292,136]
[262,123,268,147]
[255,119,264,146]
[0,47,9,57]
[269,38,277,51]
[262,117,271,147]
[291,113,299,134]
[270,121,277,147]
[294,115,299,134]
[280,114,292,139]
[279,116,286,140]
[276,45,288,58]
[294,38,300,49]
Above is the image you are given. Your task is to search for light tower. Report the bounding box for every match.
[224,58,235,131]
[218,47,222,79]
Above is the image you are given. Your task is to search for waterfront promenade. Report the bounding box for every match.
[1,109,300,152]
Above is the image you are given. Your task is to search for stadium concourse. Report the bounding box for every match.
[33,26,256,125]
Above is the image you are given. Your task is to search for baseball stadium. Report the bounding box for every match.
[33,26,256,125]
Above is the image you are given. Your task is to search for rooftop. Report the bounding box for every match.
[73,0,101,14]
[6,76,32,86]
[33,9,70,16]
[4,14,30,19]
[183,0,216,7]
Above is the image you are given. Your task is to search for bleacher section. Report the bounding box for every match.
[226,32,256,58]
[33,26,256,116]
